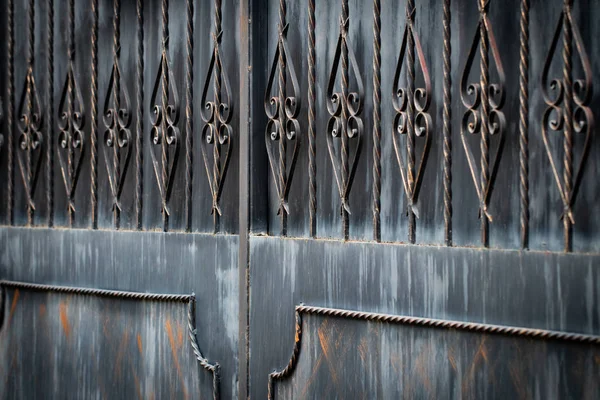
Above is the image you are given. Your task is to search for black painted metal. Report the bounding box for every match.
[0,0,599,398]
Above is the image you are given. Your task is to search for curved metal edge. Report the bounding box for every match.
[0,280,221,400]
[267,310,302,400]
[267,303,600,399]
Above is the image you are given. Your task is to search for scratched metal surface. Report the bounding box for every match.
[273,313,600,399]
[0,228,239,399]
[0,289,209,399]
[250,236,600,399]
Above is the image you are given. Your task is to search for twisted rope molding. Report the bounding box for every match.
[268,304,600,399]
[0,280,220,399]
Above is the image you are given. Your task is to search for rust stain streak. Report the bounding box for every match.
[318,321,340,387]
[137,333,143,355]
[59,302,71,339]
[461,336,489,394]
[114,330,130,378]
[8,289,20,323]
[176,322,184,349]
[165,318,188,400]
[38,304,46,317]
[413,342,433,397]
[508,362,528,400]
[447,347,458,373]
[129,358,144,400]
[358,337,369,366]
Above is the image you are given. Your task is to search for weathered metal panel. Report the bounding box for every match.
[0,227,239,399]
[250,236,600,399]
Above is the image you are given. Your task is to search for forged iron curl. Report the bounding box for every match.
[541,0,593,252]
[150,0,181,231]
[200,0,234,230]
[459,0,506,247]
[392,2,433,243]
[326,1,364,240]
[264,0,302,236]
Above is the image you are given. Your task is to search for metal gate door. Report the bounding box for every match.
[0,0,599,398]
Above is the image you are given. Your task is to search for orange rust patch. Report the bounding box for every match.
[8,289,20,323]
[59,302,70,339]
[165,318,188,400]
[447,347,458,372]
[358,337,368,365]
[137,334,143,355]
[176,322,184,349]
[39,304,46,317]
[114,331,130,378]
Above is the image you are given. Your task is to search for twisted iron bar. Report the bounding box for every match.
[90,0,99,229]
[372,0,381,242]
[201,0,234,234]
[102,0,132,230]
[184,0,194,232]
[326,0,363,241]
[47,0,54,227]
[308,0,317,238]
[268,303,600,398]
[264,0,302,237]
[460,0,506,248]
[17,0,44,226]
[541,0,593,253]
[58,0,86,227]
[7,0,14,225]
[150,0,180,232]
[443,0,452,246]
[136,0,144,231]
[519,0,529,249]
[392,1,433,245]
[0,280,221,399]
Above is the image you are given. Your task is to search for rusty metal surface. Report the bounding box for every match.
[271,310,600,399]
[0,227,239,399]
[250,236,600,399]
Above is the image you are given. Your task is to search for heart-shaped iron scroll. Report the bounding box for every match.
[264,23,302,217]
[392,8,432,220]
[541,8,593,226]
[102,63,132,216]
[460,3,506,223]
[201,31,233,218]
[150,52,181,218]
[17,70,45,214]
[326,17,364,216]
[57,65,86,214]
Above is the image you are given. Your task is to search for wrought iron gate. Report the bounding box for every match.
[0,0,599,398]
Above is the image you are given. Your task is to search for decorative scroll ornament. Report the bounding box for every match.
[150,52,180,218]
[57,65,86,213]
[326,16,364,216]
[201,31,233,217]
[541,0,593,228]
[460,0,506,223]
[264,23,302,218]
[392,6,432,220]
[17,69,44,213]
[102,63,132,215]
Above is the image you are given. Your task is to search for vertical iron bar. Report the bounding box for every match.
[479,0,489,247]
[27,0,35,225]
[68,0,75,227]
[185,0,194,232]
[372,0,381,242]
[161,0,169,232]
[213,0,222,233]
[443,0,452,246]
[308,0,317,238]
[136,0,144,230]
[47,0,54,227]
[341,0,349,240]
[278,0,288,236]
[7,0,14,225]
[562,0,572,252]
[519,0,529,249]
[90,0,99,229]
[406,0,416,244]
[113,0,121,229]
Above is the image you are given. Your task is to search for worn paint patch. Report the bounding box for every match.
[59,302,70,339]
